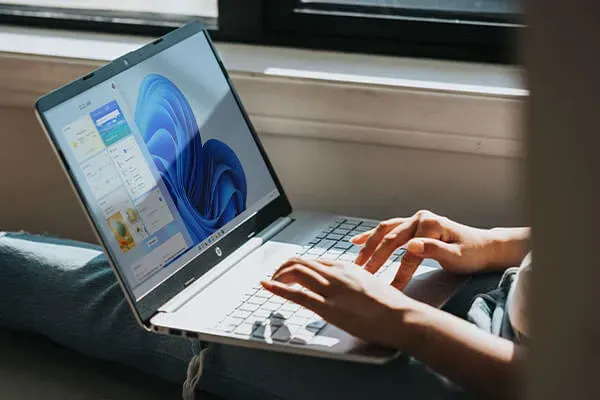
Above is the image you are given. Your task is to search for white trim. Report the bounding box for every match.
[0,25,526,158]
[0,25,525,96]
[263,68,527,97]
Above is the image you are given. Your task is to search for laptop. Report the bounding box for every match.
[35,21,465,364]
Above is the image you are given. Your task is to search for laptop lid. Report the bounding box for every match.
[35,22,292,324]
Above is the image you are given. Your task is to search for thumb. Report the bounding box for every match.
[406,238,461,264]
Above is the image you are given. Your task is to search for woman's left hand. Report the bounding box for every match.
[261,258,421,350]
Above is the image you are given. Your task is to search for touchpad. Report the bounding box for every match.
[403,260,466,308]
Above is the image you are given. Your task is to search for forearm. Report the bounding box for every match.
[486,227,531,271]
[397,303,524,399]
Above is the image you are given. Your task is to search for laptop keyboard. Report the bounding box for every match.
[214,217,407,345]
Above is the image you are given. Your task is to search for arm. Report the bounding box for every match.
[400,301,525,399]
[486,227,531,271]
[264,249,527,399]
[264,212,530,398]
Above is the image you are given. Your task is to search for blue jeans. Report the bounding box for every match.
[0,232,463,400]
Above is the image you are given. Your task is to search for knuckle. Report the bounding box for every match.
[376,222,389,231]
[288,257,303,265]
[415,209,429,217]
[382,233,397,244]
[419,216,441,230]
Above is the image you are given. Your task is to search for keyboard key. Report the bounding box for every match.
[346,245,361,254]
[270,296,286,305]
[268,315,286,327]
[254,289,273,299]
[288,311,311,321]
[218,323,238,333]
[239,302,260,313]
[306,319,327,333]
[338,253,356,262]
[281,303,301,312]
[340,223,357,230]
[315,239,336,249]
[320,252,340,261]
[247,296,266,306]
[251,323,268,339]
[333,241,352,250]
[272,326,292,342]
[291,326,317,344]
[394,248,407,257]
[333,228,350,236]
[263,302,282,312]
[231,309,252,319]
[276,308,294,319]
[307,248,326,256]
[234,322,256,336]
[326,233,343,241]
[260,297,285,311]
[296,308,316,318]
[251,308,272,319]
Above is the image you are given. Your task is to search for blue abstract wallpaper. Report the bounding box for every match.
[134,73,247,243]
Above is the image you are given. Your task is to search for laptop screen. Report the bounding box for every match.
[42,32,280,300]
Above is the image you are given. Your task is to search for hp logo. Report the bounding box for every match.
[215,247,222,257]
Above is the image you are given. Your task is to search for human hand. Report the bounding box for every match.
[261,258,420,350]
[352,210,499,289]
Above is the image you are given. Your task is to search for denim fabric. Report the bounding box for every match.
[0,232,463,400]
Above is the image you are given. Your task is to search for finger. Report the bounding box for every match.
[391,251,422,290]
[350,229,374,245]
[272,263,332,296]
[406,237,462,264]
[272,257,318,280]
[364,220,417,274]
[351,218,405,245]
[261,280,328,315]
[275,257,340,283]
[389,219,441,289]
[355,218,406,265]
[314,259,339,267]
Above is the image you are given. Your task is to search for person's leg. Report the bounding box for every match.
[200,344,466,400]
[442,273,504,319]
[0,232,193,383]
[0,232,464,400]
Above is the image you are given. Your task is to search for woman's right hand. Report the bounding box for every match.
[351,210,530,290]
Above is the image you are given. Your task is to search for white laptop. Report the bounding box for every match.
[35,22,465,364]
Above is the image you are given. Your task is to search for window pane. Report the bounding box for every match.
[2,0,218,17]
[301,0,520,18]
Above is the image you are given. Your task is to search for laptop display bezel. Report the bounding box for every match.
[35,21,293,324]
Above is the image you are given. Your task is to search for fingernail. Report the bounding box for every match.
[407,239,425,255]
[355,253,365,265]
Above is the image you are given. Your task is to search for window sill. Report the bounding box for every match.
[0,25,526,158]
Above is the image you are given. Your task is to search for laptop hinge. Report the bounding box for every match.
[154,216,294,316]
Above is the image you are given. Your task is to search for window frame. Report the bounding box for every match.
[0,0,522,64]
